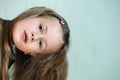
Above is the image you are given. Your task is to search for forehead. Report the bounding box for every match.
[41,16,64,53]
[46,23,63,52]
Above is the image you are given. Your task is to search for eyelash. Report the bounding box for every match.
[39,40,42,47]
[39,24,43,32]
[39,24,43,47]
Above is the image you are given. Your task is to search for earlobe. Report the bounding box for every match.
[29,53,36,56]
[24,52,28,55]
[24,52,35,56]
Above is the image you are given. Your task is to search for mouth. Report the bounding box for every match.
[23,31,28,43]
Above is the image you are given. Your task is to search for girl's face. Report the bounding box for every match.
[12,17,64,56]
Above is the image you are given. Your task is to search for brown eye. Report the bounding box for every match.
[39,40,42,47]
[39,24,43,32]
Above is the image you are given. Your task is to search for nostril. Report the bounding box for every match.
[32,37,34,41]
[32,33,34,36]
[31,32,35,42]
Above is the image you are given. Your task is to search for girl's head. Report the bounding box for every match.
[0,7,69,80]
[11,7,70,56]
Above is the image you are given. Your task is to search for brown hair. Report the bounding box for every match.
[0,18,15,80]
[0,7,70,80]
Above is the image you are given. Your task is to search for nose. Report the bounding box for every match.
[31,32,41,42]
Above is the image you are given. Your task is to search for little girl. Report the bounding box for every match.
[0,7,70,80]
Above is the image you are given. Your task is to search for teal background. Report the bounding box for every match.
[0,0,120,80]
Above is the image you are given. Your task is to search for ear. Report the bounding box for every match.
[24,52,28,55]
[29,53,36,56]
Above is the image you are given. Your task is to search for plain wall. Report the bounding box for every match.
[0,0,120,80]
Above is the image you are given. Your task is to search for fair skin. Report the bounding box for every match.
[12,16,64,56]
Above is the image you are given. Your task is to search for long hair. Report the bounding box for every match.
[1,7,70,80]
[0,18,15,80]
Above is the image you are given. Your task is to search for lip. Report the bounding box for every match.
[22,31,28,43]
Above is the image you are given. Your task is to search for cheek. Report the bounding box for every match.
[25,23,38,30]
[27,26,34,30]
[26,46,36,53]
[26,43,39,52]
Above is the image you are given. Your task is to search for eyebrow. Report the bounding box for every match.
[44,39,48,50]
[43,21,48,50]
